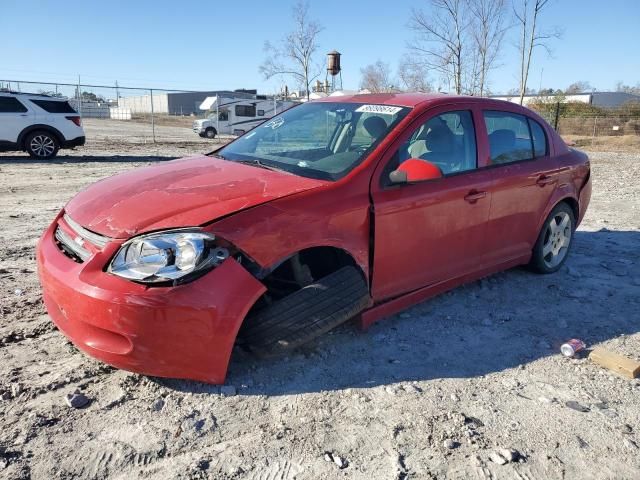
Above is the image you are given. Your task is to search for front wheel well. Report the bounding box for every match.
[256,247,364,303]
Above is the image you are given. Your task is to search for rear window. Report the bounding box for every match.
[30,99,77,114]
[0,96,28,113]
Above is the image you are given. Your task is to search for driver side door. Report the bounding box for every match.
[370,105,493,301]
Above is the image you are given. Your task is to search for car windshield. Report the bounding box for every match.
[215,102,410,181]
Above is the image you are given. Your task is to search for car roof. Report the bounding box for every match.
[313,92,536,113]
[0,91,66,99]
[314,92,447,108]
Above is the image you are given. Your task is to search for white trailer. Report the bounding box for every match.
[193,95,296,138]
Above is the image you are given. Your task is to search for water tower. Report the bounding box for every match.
[326,50,343,93]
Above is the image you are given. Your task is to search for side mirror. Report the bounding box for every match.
[389,158,443,184]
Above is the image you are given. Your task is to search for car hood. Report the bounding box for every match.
[65,155,327,239]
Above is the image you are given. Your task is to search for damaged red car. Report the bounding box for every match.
[37,93,592,383]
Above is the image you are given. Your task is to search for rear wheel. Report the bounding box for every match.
[530,202,575,274]
[205,127,217,139]
[239,266,370,356]
[25,131,59,159]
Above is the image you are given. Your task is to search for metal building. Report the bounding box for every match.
[492,92,640,108]
[117,90,259,115]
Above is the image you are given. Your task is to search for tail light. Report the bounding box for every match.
[66,116,82,127]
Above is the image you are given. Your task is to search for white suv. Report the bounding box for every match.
[0,91,86,159]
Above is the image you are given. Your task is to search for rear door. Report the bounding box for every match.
[0,95,33,144]
[480,110,560,264]
[370,104,493,301]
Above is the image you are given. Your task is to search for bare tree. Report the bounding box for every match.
[408,0,469,94]
[467,0,508,96]
[260,1,323,100]
[565,81,593,94]
[514,0,560,105]
[360,61,395,93]
[398,56,433,92]
[615,81,640,96]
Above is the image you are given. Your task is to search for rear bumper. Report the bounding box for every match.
[37,214,265,384]
[577,171,592,227]
[61,136,86,149]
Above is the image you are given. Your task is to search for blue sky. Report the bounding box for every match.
[1,0,638,95]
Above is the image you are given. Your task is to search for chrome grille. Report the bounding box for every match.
[54,214,111,262]
[63,214,109,248]
[55,226,90,262]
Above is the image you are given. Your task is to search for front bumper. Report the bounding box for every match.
[36,213,266,384]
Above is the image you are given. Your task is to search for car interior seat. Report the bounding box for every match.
[362,116,388,142]
[408,124,455,166]
[488,129,516,163]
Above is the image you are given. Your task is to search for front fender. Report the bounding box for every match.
[210,189,372,280]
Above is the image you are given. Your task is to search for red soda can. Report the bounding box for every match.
[561,339,586,357]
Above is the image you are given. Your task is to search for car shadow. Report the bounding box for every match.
[154,228,640,397]
[0,154,180,164]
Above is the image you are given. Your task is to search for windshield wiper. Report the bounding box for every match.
[234,158,285,173]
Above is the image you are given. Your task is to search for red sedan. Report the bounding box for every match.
[37,93,592,384]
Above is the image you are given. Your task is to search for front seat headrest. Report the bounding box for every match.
[423,124,454,154]
[363,116,387,139]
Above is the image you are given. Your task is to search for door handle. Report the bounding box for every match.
[536,175,557,187]
[464,190,487,203]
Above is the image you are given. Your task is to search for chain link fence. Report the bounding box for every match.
[0,79,236,146]
[531,101,640,138]
[3,79,639,151]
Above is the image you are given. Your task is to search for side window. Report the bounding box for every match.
[257,109,265,116]
[235,105,256,117]
[30,99,76,113]
[0,97,28,113]
[393,110,477,176]
[218,110,229,121]
[528,118,548,157]
[483,111,534,164]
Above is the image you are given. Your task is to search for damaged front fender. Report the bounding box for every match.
[39,216,266,384]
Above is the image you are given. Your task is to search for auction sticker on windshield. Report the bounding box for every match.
[263,117,285,129]
[355,105,404,115]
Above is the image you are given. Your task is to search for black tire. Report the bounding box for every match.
[239,266,370,356]
[529,202,575,274]
[25,130,59,159]
[205,127,217,139]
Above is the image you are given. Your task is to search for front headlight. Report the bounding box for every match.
[108,230,229,284]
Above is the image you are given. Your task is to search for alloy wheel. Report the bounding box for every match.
[30,135,56,157]
[542,211,572,268]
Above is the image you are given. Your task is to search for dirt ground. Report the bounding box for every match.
[1,126,639,479]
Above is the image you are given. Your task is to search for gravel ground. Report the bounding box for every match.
[0,133,639,479]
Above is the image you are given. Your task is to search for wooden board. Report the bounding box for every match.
[589,347,640,379]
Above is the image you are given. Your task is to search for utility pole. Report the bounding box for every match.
[150,88,156,143]
[77,75,83,117]
[539,68,544,93]
[115,80,120,103]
